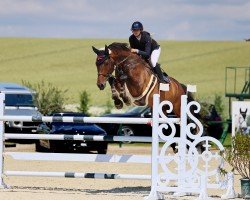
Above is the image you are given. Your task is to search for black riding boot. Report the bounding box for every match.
[154,64,170,83]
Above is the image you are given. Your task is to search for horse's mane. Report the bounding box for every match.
[108,42,130,52]
[108,42,151,73]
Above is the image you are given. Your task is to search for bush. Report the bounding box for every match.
[214,94,225,119]
[103,99,114,114]
[225,134,250,179]
[199,93,225,120]
[77,90,91,114]
[22,80,68,115]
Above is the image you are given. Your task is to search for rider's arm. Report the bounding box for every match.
[129,36,135,48]
[137,34,151,59]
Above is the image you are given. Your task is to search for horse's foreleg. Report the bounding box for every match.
[118,84,131,106]
[108,77,123,109]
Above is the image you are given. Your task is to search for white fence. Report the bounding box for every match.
[0,88,236,199]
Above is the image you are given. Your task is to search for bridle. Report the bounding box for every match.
[115,54,133,67]
[97,56,114,81]
[96,51,152,81]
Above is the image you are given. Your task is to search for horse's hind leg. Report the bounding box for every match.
[108,77,123,109]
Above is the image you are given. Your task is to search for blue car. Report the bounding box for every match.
[36,112,108,154]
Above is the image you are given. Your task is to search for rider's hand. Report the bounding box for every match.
[131,49,139,53]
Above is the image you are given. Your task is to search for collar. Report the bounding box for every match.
[136,34,141,41]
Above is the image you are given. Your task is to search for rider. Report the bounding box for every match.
[129,21,169,83]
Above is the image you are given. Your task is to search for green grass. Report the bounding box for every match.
[223,133,232,147]
[0,38,249,117]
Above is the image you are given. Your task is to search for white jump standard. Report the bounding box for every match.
[0,86,236,199]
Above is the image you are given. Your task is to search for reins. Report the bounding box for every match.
[115,54,133,67]
[115,53,152,74]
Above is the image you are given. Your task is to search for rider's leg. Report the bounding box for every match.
[151,48,169,83]
[154,64,170,83]
[150,47,161,68]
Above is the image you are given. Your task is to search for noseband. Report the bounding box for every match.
[97,56,113,81]
[98,72,112,78]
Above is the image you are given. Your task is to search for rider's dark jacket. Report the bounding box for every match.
[129,31,160,60]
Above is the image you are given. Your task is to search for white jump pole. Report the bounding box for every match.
[0,116,180,124]
[0,93,6,188]
[5,152,151,164]
[145,94,163,200]
[4,171,151,180]
[4,134,154,143]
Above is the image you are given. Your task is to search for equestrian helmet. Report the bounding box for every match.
[131,21,143,31]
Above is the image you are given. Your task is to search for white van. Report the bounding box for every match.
[0,82,42,133]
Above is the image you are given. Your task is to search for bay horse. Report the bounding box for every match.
[92,42,205,152]
[92,42,190,118]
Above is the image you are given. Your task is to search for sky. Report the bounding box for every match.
[0,0,250,40]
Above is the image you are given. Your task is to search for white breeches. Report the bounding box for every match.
[150,47,161,68]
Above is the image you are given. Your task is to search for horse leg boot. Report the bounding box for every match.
[154,64,170,83]
[108,76,123,109]
[119,84,131,106]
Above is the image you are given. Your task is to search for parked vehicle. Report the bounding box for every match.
[36,112,108,154]
[98,105,224,139]
[0,82,42,134]
[99,106,153,137]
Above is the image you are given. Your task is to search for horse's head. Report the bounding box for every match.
[240,108,248,120]
[92,45,115,90]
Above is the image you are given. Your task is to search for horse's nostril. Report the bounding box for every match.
[97,83,105,90]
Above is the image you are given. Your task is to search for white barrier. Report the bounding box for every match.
[146,93,235,200]
[5,152,151,163]
[0,92,163,187]
[4,134,154,142]
[4,171,151,180]
[0,115,179,124]
[0,90,235,199]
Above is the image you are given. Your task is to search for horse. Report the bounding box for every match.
[236,108,249,134]
[92,42,206,152]
[92,42,191,118]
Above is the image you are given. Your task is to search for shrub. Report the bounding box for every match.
[103,99,113,114]
[214,94,225,119]
[225,134,250,179]
[22,80,68,115]
[77,90,91,114]
[199,93,225,120]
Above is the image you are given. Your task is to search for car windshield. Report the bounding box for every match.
[126,106,147,114]
[5,94,34,107]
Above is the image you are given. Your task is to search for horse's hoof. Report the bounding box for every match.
[114,100,123,109]
[124,99,131,106]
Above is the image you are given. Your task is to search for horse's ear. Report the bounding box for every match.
[92,46,99,55]
[104,45,110,56]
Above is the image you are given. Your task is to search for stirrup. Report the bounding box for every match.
[163,76,170,83]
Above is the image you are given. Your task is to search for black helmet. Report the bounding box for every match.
[131,21,143,31]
